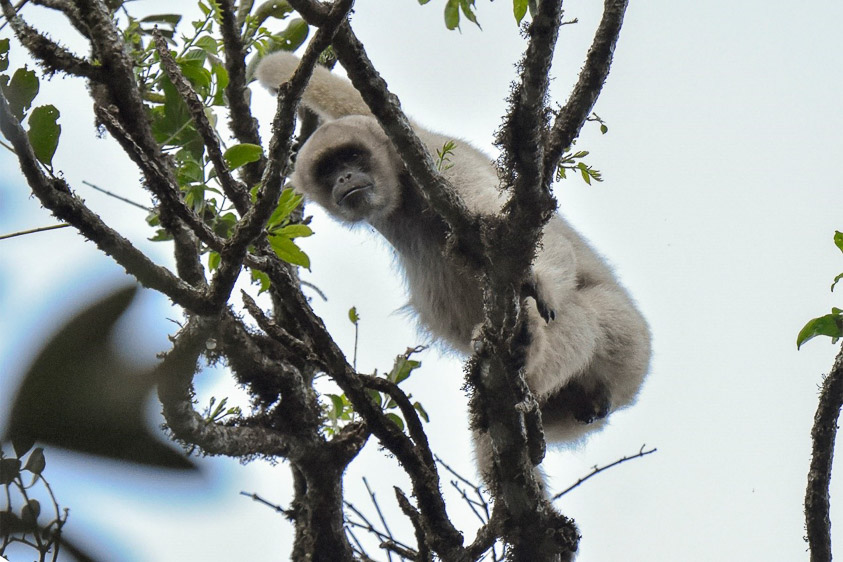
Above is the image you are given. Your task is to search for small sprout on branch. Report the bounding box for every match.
[435,140,457,171]
[555,148,603,185]
[323,347,430,435]
[202,396,242,425]
[587,112,609,134]
[349,306,360,370]
[798,231,843,348]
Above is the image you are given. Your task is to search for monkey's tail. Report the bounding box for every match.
[255,51,370,121]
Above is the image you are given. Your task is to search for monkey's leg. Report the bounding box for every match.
[541,284,651,437]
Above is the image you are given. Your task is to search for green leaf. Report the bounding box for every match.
[271,223,313,239]
[2,286,195,469]
[266,188,304,228]
[348,306,360,324]
[268,234,310,268]
[3,66,39,120]
[22,447,46,475]
[513,0,528,23]
[181,49,208,62]
[179,61,212,94]
[414,401,430,423]
[140,13,182,25]
[250,269,271,293]
[328,394,345,419]
[196,35,219,55]
[600,123,609,134]
[834,231,843,253]
[578,162,592,185]
[459,0,479,27]
[208,251,221,271]
[277,18,309,51]
[211,62,230,105]
[0,38,10,72]
[832,272,843,292]
[224,143,263,170]
[386,413,404,431]
[27,105,61,166]
[367,388,383,408]
[444,0,460,29]
[212,212,237,238]
[797,308,843,349]
[388,355,421,385]
[21,499,40,525]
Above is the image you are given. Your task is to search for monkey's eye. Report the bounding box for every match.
[314,145,370,190]
[338,147,365,165]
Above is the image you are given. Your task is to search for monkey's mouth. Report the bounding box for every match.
[335,183,373,206]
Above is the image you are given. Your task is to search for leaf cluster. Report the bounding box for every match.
[325,346,430,436]
[0,40,60,169]
[121,5,313,273]
[418,0,538,29]
[797,231,843,349]
[555,148,602,185]
[1,442,70,561]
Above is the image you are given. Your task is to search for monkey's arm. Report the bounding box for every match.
[256,51,370,120]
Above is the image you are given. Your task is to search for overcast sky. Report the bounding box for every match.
[2,1,842,560]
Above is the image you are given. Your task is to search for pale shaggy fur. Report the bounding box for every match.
[257,52,651,472]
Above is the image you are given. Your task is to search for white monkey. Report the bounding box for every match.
[257,52,651,481]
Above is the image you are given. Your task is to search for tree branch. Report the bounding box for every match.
[805,342,843,561]
[543,0,629,180]
[208,0,353,312]
[0,89,211,313]
[31,0,89,38]
[0,0,100,78]
[217,0,266,189]
[156,315,292,458]
[358,374,435,468]
[152,28,252,215]
[497,0,562,251]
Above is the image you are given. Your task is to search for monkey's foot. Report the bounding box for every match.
[542,380,612,425]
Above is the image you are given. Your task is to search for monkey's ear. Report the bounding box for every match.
[3,285,196,470]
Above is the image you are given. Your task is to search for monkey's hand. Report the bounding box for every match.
[523,275,556,323]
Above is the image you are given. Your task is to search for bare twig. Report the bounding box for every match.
[81,180,151,211]
[363,477,396,558]
[239,490,294,517]
[0,222,70,240]
[552,445,657,500]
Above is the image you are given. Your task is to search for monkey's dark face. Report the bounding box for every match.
[315,145,377,218]
[292,116,404,225]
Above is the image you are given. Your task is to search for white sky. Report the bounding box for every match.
[1,1,842,561]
